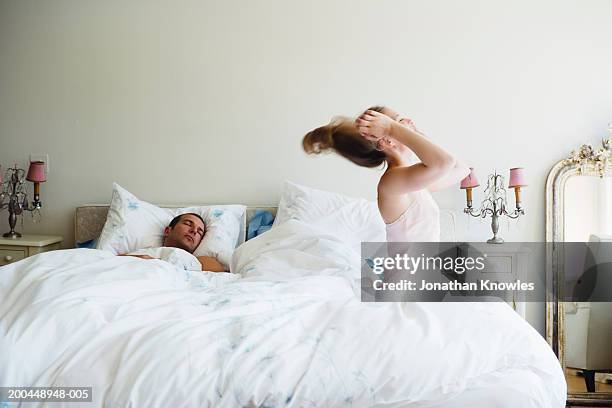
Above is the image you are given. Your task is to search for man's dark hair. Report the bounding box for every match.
[168,212,206,230]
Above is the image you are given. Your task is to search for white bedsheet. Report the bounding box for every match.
[0,220,565,407]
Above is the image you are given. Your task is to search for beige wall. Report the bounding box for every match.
[1,0,612,334]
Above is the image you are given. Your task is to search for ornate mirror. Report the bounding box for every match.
[546,132,612,405]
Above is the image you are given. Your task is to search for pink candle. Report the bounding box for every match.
[460,168,480,207]
[508,167,527,207]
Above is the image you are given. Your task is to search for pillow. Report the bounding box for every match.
[96,183,245,268]
[198,206,244,266]
[273,181,386,253]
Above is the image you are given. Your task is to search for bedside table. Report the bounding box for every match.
[458,243,531,319]
[0,235,63,266]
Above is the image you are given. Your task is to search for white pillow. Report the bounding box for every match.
[96,183,245,268]
[273,181,386,253]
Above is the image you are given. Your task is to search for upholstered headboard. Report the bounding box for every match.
[74,205,278,246]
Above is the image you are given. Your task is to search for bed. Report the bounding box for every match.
[0,201,566,407]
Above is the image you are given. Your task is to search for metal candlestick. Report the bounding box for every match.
[464,172,525,244]
[0,164,43,238]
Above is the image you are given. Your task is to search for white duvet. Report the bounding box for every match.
[0,220,565,407]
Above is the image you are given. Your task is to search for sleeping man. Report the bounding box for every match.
[121,213,227,272]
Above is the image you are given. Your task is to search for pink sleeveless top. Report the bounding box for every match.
[385,190,440,242]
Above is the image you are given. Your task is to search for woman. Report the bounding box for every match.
[302,106,469,242]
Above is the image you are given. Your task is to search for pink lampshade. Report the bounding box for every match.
[508,167,527,188]
[460,167,480,189]
[26,161,46,182]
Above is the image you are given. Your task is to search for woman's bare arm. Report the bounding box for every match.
[427,160,471,192]
[356,112,456,195]
[395,119,469,192]
[393,119,469,192]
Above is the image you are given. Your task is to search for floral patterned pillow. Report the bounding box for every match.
[96,183,245,269]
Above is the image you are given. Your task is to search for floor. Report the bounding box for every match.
[566,369,612,394]
[565,368,612,407]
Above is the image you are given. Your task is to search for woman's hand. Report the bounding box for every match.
[378,106,420,133]
[355,110,396,141]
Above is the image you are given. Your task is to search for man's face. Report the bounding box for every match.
[163,214,205,253]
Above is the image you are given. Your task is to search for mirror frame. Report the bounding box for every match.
[546,136,612,404]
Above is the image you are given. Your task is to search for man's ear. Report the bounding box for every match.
[163,226,171,239]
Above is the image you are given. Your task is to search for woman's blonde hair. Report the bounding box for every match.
[302,106,387,168]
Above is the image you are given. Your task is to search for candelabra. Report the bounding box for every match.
[460,168,527,244]
[0,162,46,238]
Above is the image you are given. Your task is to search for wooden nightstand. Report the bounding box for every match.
[0,235,63,266]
